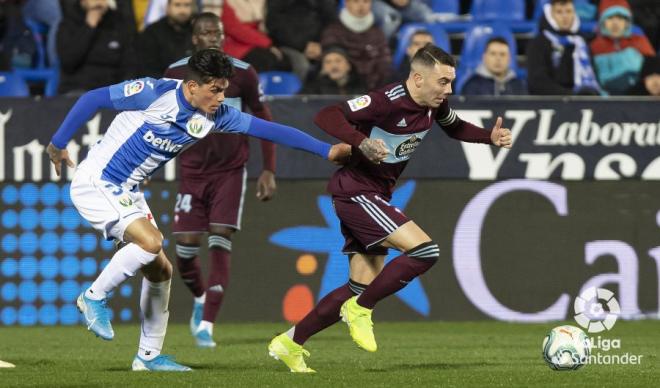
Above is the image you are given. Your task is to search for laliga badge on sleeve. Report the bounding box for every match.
[347,95,371,112]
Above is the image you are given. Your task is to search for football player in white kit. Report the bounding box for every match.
[46,49,350,371]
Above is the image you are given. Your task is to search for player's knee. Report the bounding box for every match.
[406,241,440,266]
[138,233,163,254]
[160,258,173,280]
[208,234,232,252]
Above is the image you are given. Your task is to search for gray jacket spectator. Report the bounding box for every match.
[266,0,336,81]
[57,0,136,94]
[136,0,193,78]
[462,37,527,96]
[321,0,391,89]
[526,0,602,95]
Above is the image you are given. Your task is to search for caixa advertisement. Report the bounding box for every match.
[0,97,658,325]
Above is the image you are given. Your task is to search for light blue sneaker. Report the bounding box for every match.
[190,301,203,335]
[76,292,114,340]
[132,354,192,372]
[194,327,217,348]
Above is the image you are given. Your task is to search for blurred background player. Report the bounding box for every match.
[164,12,277,348]
[268,44,512,372]
[46,48,350,371]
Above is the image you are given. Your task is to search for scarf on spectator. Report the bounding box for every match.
[339,8,375,33]
[542,4,603,94]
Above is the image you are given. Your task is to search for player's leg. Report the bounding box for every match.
[131,251,191,372]
[196,167,246,346]
[172,179,209,339]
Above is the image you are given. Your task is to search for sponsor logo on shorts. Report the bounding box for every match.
[123,81,144,97]
[118,196,133,207]
[395,134,422,158]
[347,95,371,112]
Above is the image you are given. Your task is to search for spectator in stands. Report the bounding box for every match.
[22,0,62,66]
[393,29,434,81]
[137,0,193,78]
[590,0,655,95]
[629,0,660,51]
[301,45,366,95]
[0,0,27,70]
[526,0,602,95]
[57,0,136,94]
[221,0,290,73]
[372,0,433,41]
[266,0,337,81]
[629,55,660,96]
[462,37,527,96]
[321,0,391,89]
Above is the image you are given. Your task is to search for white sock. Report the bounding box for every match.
[138,278,170,361]
[197,320,213,334]
[86,243,157,300]
[285,326,295,340]
[194,293,206,304]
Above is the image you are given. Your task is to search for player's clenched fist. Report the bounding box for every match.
[327,143,352,165]
[358,138,389,164]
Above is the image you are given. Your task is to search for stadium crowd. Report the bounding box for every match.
[0,0,659,97]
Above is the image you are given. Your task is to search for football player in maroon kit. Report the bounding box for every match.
[165,13,277,348]
[268,44,513,372]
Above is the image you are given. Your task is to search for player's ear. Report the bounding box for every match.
[186,79,199,94]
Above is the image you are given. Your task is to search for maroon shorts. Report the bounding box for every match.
[173,167,247,233]
[333,193,410,256]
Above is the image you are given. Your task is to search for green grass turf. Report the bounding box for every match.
[0,321,657,387]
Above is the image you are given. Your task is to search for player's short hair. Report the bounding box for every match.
[550,0,573,5]
[185,49,234,84]
[485,37,509,50]
[410,44,456,69]
[192,12,220,34]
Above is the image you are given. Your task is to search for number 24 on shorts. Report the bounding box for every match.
[175,193,192,213]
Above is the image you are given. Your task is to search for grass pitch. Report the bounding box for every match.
[0,321,657,387]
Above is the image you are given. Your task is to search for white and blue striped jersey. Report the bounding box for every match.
[78,77,253,189]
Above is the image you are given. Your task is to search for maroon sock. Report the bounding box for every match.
[292,282,362,345]
[357,253,437,309]
[202,246,231,322]
[176,249,205,298]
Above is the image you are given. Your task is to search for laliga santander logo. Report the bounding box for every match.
[574,287,621,333]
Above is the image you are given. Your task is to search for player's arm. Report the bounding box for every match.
[314,93,390,164]
[435,101,512,148]
[244,65,277,200]
[215,105,350,163]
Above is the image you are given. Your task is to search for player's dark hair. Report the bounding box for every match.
[410,43,456,68]
[485,37,509,49]
[550,0,573,5]
[192,12,220,34]
[185,49,234,84]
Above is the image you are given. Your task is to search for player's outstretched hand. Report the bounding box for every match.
[328,143,352,165]
[490,117,513,148]
[358,138,389,164]
[256,170,277,201]
[46,142,75,177]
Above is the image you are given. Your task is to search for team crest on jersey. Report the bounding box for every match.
[118,196,133,207]
[186,117,205,135]
[123,81,144,97]
[347,95,371,112]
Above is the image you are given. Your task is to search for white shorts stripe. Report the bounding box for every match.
[351,197,395,233]
[354,195,398,231]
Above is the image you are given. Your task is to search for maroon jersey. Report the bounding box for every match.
[315,82,492,197]
[164,56,276,176]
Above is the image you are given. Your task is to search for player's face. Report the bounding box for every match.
[644,73,660,96]
[167,0,193,24]
[345,0,371,18]
[603,15,628,38]
[417,63,455,108]
[190,78,229,114]
[193,20,224,51]
[483,42,510,77]
[322,53,351,81]
[551,2,575,31]
[406,34,434,59]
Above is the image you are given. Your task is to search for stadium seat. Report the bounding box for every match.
[0,72,30,97]
[258,71,302,96]
[393,23,450,69]
[16,17,59,97]
[430,0,459,14]
[455,23,518,94]
[471,0,535,33]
